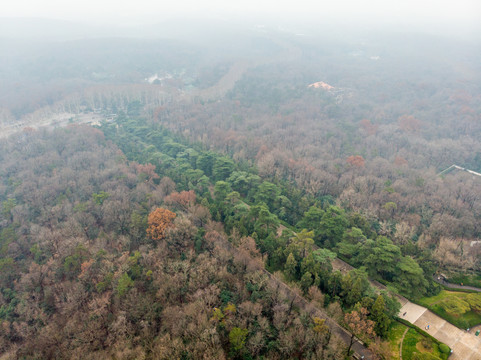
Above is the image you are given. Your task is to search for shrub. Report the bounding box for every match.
[439,343,450,354]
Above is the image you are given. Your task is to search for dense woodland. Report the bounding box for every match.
[155,34,481,277]
[0,116,409,358]
[0,23,480,359]
[0,126,355,359]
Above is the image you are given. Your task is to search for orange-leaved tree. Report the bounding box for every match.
[346,155,365,167]
[344,307,375,357]
[398,114,421,133]
[147,207,176,241]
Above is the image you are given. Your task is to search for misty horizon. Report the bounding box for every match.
[1,0,481,42]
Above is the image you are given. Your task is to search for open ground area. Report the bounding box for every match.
[399,301,481,359]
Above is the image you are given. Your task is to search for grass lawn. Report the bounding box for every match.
[388,322,450,360]
[418,290,481,329]
[402,328,448,360]
[387,321,407,359]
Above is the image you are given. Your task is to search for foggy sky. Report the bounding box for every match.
[2,0,481,38]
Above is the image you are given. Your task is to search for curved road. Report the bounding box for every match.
[433,276,481,292]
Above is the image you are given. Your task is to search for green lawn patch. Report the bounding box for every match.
[388,320,450,360]
[402,328,448,360]
[388,321,408,359]
[418,290,481,329]
[388,321,407,343]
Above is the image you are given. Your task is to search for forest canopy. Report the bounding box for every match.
[0,21,479,359]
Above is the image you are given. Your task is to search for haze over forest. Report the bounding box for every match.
[1,2,481,359]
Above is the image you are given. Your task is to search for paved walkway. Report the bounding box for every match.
[399,302,481,360]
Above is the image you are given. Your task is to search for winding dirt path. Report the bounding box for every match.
[399,328,409,360]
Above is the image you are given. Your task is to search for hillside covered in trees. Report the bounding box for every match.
[0,126,354,359]
[155,32,481,278]
[0,18,480,359]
